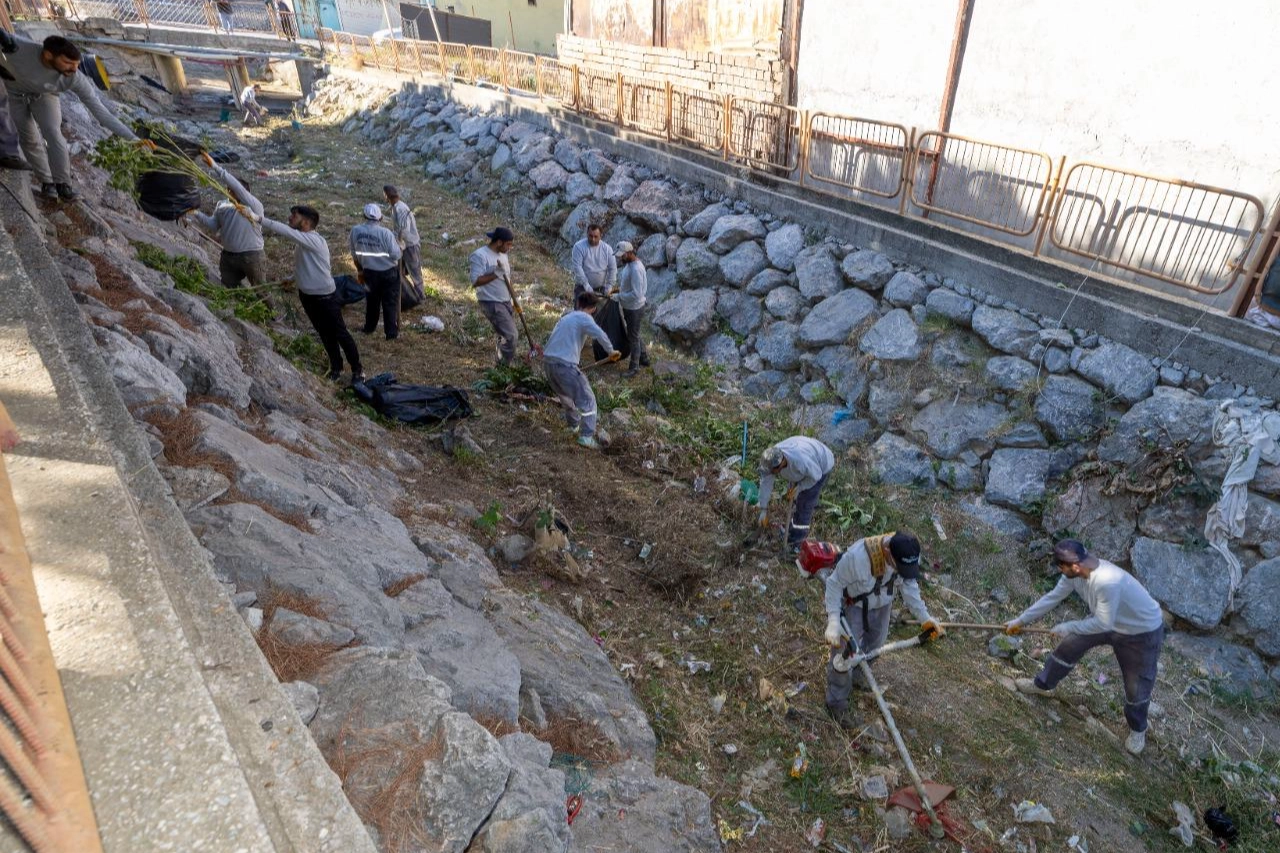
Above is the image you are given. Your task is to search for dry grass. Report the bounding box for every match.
[470,711,521,740]
[382,573,428,598]
[470,709,621,765]
[254,587,349,682]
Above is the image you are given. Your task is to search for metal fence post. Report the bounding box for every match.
[572,65,580,109]
[534,56,544,99]
[500,50,509,91]
[722,93,732,160]
[900,127,917,216]
[664,81,673,142]
[797,110,810,187]
[1033,155,1066,257]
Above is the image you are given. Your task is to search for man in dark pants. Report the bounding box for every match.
[1007,539,1165,755]
[350,202,402,340]
[191,153,264,288]
[468,226,518,365]
[251,204,365,383]
[613,240,649,377]
[757,436,836,551]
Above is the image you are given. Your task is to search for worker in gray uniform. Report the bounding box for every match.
[0,31,30,171]
[542,291,619,450]
[0,33,138,200]
[468,226,518,366]
[384,185,423,297]
[613,240,650,377]
[570,222,616,302]
[350,203,402,340]
[757,436,836,549]
[191,153,265,288]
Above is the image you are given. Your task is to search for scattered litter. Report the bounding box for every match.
[789,743,809,779]
[785,682,807,698]
[416,315,445,332]
[930,513,947,541]
[737,801,770,837]
[638,543,653,560]
[739,760,778,799]
[643,651,666,669]
[592,635,604,649]
[717,818,744,843]
[642,459,655,470]
[571,595,584,619]
[1067,834,1089,852]
[710,693,727,715]
[683,657,712,675]
[803,817,825,847]
[722,743,738,756]
[1013,801,1055,824]
[1096,672,1109,686]
[694,615,709,628]
[693,475,707,493]
[758,678,776,701]
[999,828,1017,843]
[618,662,637,678]
[1170,801,1195,847]
[861,775,888,800]
[750,575,767,594]
[752,644,761,657]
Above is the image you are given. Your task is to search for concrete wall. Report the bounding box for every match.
[336,0,399,35]
[468,0,565,55]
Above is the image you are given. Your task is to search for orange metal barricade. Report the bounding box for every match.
[438,42,472,83]
[470,46,504,87]
[621,77,668,136]
[669,86,725,153]
[503,50,540,94]
[578,68,620,121]
[536,56,575,106]
[805,114,911,199]
[728,98,802,173]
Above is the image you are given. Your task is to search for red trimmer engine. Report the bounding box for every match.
[796,540,840,580]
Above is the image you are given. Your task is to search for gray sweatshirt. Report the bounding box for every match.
[391,199,420,247]
[824,536,933,624]
[618,259,647,310]
[0,37,136,140]
[571,238,616,294]
[262,218,334,296]
[191,166,263,253]
[1014,561,1163,636]
[349,221,401,272]
[758,436,835,508]
[544,310,613,366]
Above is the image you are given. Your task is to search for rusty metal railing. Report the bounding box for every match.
[504,50,540,95]
[578,68,621,122]
[0,408,101,852]
[805,114,911,200]
[728,97,802,173]
[536,57,575,106]
[669,86,725,153]
[470,46,504,88]
[621,77,668,136]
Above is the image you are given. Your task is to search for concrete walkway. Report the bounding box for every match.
[0,177,374,851]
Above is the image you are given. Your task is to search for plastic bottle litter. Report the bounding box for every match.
[789,743,809,779]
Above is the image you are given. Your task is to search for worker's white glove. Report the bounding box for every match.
[824,614,843,649]
[235,203,261,224]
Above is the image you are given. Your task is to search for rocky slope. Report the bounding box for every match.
[39,77,721,853]
[310,72,1280,694]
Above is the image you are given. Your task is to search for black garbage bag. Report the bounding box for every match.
[333,274,367,304]
[354,373,473,425]
[590,296,631,363]
[137,170,201,221]
[1204,808,1238,843]
[400,272,425,310]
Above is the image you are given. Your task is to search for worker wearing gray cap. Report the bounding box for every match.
[758,436,835,549]
[350,202,402,340]
[613,240,649,377]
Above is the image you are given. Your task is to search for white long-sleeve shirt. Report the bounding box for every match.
[468,245,512,304]
[349,221,401,272]
[1014,561,1163,636]
[824,536,933,623]
[758,436,835,508]
[618,259,647,310]
[191,166,263,253]
[543,310,613,366]
[571,238,616,294]
[391,199,420,248]
[262,219,334,295]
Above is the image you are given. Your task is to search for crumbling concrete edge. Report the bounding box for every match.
[0,183,376,852]
[341,66,1280,398]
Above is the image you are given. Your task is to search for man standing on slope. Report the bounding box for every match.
[247,204,365,384]
[613,240,650,377]
[542,291,619,450]
[384,185,423,301]
[468,226,519,366]
[350,203,402,340]
[570,222,615,302]
[191,153,265,289]
[817,530,944,728]
[1006,539,1165,755]
[757,436,835,550]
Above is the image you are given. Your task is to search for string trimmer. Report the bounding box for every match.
[906,620,1056,635]
[500,272,543,361]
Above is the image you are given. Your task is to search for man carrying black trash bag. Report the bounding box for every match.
[0,32,139,200]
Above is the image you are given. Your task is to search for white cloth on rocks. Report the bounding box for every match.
[1204,402,1280,606]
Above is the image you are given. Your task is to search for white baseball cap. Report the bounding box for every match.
[362,203,383,221]
[615,241,635,256]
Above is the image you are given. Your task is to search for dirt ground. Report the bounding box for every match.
[164,108,1280,853]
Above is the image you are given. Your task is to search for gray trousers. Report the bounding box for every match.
[543,358,598,437]
[788,473,828,545]
[10,92,68,184]
[1034,625,1164,733]
[219,249,265,289]
[400,243,423,290]
[479,300,517,365]
[0,85,20,160]
[622,306,648,369]
[825,601,891,715]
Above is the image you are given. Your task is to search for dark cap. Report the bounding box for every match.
[383,184,400,198]
[1054,539,1089,564]
[888,531,921,578]
[487,226,514,243]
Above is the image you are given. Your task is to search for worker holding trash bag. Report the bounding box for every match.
[757,436,835,550]
[1005,539,1165,756]
[801,530,943,728]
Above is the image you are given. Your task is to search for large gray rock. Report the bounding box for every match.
[528,160,569,192]
[1076,341,1158,404]
[1242,494,1280,547]
[559,200,610,244]
[269,607,356,647]
[868,433,937,488]
[815,345,868,405]
[1034,375,1105,442]
[1130,538,1230,629]
[675,239,724,289]
[707,214,766,253]
[955,496,1033,541]
[581,149,616,184]
[151,288,254,409]
[531,194,567,232]
[925,288,976,325]
[1097,387,1218,466]
[281,680,319,725]
[409,519,503,611]
[985,448,1075,511]
[623,180,680,230]
[868,381,911,426]
[1166,634,1274,700]
[512,133,554,172]
[700,333,741,369]
[568,760,720,852]
[681,203,731,238]
[636,233,668,268]
[552,138,582,172]
[765,224,805,272]
[562,171,597,204]
[602,216,646,253]
[603,167,640,205]
[718,240,768,288]
[91,325,187,408]
[820,416,872,451]
[471,733,571,853]
[971,305,1040,357]
[883,271,929,307]
[742,370,792,401]
[985,356,1039,392]
[458,114,490,141]
[797,288,879,348]
[764,285,805,321]
[653,289,717,343]
[716,289,763,336]
[646,268,679,306]
[795,246,844,302]
[910,400,1008,459]
[1137,499,1205,543]
[756,321,802,370]
[485,589,656,762]
[1238,557,1280,655]
[746,268,791,297]
[859,309,921,361]
[841,249,895,291]
[1041,477,1139,561]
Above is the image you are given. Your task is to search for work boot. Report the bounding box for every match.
[0,155,30,171]
[577,435,600,450]
[351,371,367,385]
[1015,678,1055,697]
[55,183,78,201]
[623,367,639,378]
[39,182,58,200]
[826,706,859,732]
[326,369,343,382]
[1125,729,1146,755]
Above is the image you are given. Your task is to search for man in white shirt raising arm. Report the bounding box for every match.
[1006,539,1166,755]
